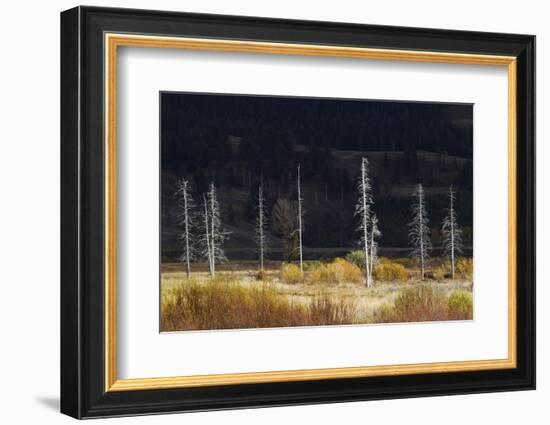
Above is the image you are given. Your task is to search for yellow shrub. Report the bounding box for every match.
[456,257,473,279]
[373,261,408,282]
[309,264,338,284]
[309,259,363,285]
[281,263,303,284]
[333,258,363,283]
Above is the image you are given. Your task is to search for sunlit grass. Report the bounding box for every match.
[160,257,473,331]
[161,274,359,331]
[373,285,473,323]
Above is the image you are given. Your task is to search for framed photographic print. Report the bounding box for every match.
[60,6,535,419]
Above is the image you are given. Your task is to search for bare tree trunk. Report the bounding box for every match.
[408,184,432,280]
[203,195,213,276]
[442,185,462,280]
[361,160,371,287]
[183,186,191,278]
[450,190,455,279]
[175,178,196,279]
[210,187,216,276]
[257,182,266,271]
[369,221,375,284]
[419,190,424,279]
[297,165,304,275]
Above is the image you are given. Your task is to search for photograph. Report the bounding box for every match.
[160,93,474,332]
[56,4,536,420]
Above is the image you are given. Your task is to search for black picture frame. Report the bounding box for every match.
[61,5,535,419]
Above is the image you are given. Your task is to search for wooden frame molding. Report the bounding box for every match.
[104,33,518,392]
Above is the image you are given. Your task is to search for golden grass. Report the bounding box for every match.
[447,290,473,319]
[160,256,474,332]
[161,275,359,331]
[373,285,473,323]
[281,263,303,284]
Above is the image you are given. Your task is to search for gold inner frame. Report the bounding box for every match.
[104,33,517,392]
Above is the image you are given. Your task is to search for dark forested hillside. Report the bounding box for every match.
[161,93,473,262]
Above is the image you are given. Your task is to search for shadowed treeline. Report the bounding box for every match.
[161,93,473,262]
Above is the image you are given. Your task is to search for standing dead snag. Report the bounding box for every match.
[442,185,463,279]
[368,214,381,285]
[355,157,380,288]
[408,184,432,279]
[255,180,268,272]
[200,194,213,275]
[174,178,196,278]
[296,164,304,275]
[205,182,230,276]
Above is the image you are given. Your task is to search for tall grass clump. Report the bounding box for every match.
[373,284,473,323]
[388,285,448,321]
[309,294,358,325]
[162,277,302,331]
[281,263,303,284]
[447,290,473,319]
[161,276,359,331]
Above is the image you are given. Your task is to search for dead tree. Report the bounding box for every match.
[255,180,268,271]
[296,164,304,274]
[355,157,380,287]
[408,184,432,278]
[200,194,213,275]
[206,182,229,276]
[174,178,196,278]
[442,185,463,278]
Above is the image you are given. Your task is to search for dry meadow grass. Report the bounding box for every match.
[160,258,473,332]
